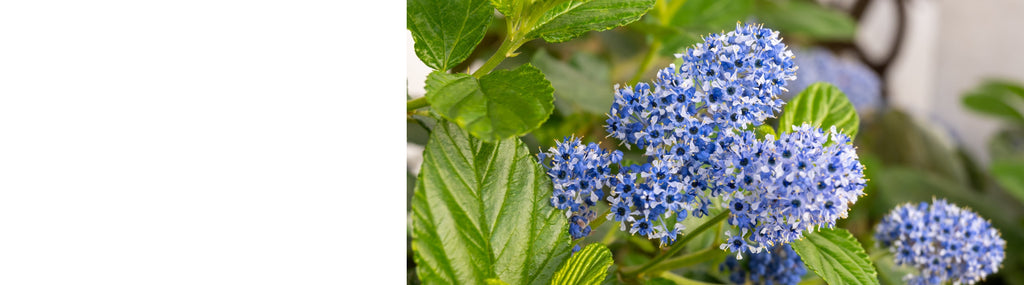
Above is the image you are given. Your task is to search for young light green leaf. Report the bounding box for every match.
[779,82,860,139]
[408,0,494,71]
[531,50,613,115]
[790,228,879,285]
[528,0,656,43]
[411,121,572,284]
[551,243,614,285]
[756,0,857,42]
[425,64,555,142]
[755,124,777,140]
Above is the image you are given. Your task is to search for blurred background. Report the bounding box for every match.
[408,0,1024,283]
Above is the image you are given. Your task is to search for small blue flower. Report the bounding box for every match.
[874,199,1006,285]
[721,230,751,259]
[630,217,656,237]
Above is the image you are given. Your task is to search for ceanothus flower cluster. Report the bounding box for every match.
[603,22,797,246]
[537,137,621,243]
[719,124,866,256]
[874,199,1006,285]
[720,244,807,285]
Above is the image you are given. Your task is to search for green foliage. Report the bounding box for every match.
[531,50,614,115]
[755,124,777,139]
[779,82,860,139]
[425,64,555,142]
[857,110,972,188]
[962,80,1024,124]
[873,252,915,285]
[989,159,1024,204]
[756,0,857,42]
[528,0,657,43]
[790,228,879,285]
[656,0,754,55]
[552,244,615,285]
[411,121,572,284]
[407,0,494,71]
[873,167,1024,239]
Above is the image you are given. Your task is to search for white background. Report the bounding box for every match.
[0,1,404,283]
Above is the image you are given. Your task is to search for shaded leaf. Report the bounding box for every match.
[857,110,970,188]
[411,121,572,284]
[425,64,555,141]
[756,0,857,42]
[552,244,614,285]
[790,228,878,285]
[658,0,753,55]
[962,80,1024,124]
[779,82,859,139]
[990,159,1024,204]
[529,0,656,43]
[873,167,1024,239]
[531,50,613,115]
[408,0,495,70]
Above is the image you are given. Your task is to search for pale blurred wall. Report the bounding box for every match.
[816,0,1023,163]
[931,0,1024,163]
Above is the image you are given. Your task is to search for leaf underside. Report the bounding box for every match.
[551,243,614,285]
[411,121,571,285]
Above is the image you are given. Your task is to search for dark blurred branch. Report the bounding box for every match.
[850,0,872,20]
[823,0,909,101]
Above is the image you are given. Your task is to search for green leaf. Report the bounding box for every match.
[873,251,915,285]
[755,124,777,140]
[790,228,879,285]
[990,159,1024,204]
[962,80,1024,124]
[528,0,656,43]
[779,82,860,139]
[408,0,494,70]
[425,64,555,142]
[551,243,614,285]
[856,110,971,188]
[658,0,754,55]
[756,0,857,42]
[411,121,572,284]
[488,0,515,16]
[485,278,511,285]
[531,50,613,115]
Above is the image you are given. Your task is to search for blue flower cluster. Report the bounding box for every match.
[784,48,881,114]
[720,124,866,255]
[720,244,807,285]
[537,137,621,241]
[874,199,1006,285]
[603,23,797,245]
